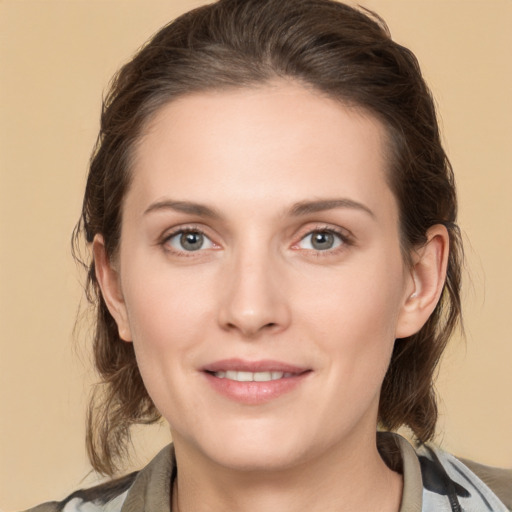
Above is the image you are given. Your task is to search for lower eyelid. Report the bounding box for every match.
[172,234,213,250]
[162,228,217,252]
[160,226,352,254]
[294,228,350,250]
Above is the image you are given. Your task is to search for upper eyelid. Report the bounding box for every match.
[161,224,211,240]
[290,225,355,252]
[296,224,353,241]
[159,225,214,248]
[158,223,354,247]
[161,227,219,255]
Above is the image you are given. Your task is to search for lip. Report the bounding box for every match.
[201,358,312,405]
[202,358,308,374]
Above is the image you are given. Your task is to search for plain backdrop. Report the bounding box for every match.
[1,1,511,510]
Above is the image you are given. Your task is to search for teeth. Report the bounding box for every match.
[236,371,253,382]
[213,370,290,381]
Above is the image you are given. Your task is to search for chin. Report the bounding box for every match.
[191,423,315,473]
[210,444,307,473]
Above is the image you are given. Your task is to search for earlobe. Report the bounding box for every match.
[395,225,450,339]
[92,235,133,342]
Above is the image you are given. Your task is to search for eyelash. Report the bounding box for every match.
[160,225,353,256]
[292,225,353,256]
[161,226,217,255]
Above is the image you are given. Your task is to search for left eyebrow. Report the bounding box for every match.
[289,198,375,218]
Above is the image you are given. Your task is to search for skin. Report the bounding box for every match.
[94,81,448,512]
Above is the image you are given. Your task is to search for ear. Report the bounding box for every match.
[395,224,450,339]
[92,234,132,342]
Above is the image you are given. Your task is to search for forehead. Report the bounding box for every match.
[128,81,397,221]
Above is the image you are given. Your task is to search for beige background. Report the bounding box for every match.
[1,0,511,510]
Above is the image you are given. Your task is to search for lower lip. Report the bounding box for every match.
[203,372,311,404]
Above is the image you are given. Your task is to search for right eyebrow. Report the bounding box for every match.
[143,199,222,219]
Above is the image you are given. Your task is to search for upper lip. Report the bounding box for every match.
[202,358,309,374]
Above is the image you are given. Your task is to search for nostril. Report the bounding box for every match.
[224,320,279,336]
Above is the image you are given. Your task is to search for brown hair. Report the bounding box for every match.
[74,0,462,475]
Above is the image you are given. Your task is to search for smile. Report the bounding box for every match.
[212,371,295,381]
[202,359,311,404]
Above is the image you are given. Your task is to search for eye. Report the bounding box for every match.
[297,230,344,251]
[165,230,215,252]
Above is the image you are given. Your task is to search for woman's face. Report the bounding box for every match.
[106,82,418,471]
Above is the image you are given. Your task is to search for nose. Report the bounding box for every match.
[217,247,291,338]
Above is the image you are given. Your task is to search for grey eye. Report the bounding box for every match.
[180,232,204,251]
[167,231,214,252]
[299,230,342,251]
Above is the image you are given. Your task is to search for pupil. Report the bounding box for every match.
[312,232,333,250]
[181,232,203,251]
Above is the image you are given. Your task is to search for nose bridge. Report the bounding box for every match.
[218,237,290,337]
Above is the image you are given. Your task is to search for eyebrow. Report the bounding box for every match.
[290,198,375,218]
[143,197,374,220]
[144,200,222,219]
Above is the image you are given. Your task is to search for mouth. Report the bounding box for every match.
[208,370,296,382]
[201,359,311,404]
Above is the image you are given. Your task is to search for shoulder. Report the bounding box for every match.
[21,472,137,512]
[417,442,512,511]
[379,433,511,512]
[459,457,512,510]
[22,444,175,512]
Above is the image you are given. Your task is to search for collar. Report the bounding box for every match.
[119,433,424,511]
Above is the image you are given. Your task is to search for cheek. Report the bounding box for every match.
[119,264,217,418]
[123,259,214,344]
[120,260,218,405]
[299,254,406,371]
[302,251,405,325]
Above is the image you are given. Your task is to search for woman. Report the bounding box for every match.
[25,0,511,510]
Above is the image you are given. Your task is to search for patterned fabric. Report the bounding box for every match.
[24,434,511,512]
[417,443,510,512]
[62,494,128,512]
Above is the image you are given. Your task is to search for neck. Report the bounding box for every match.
[171,432,403,512]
